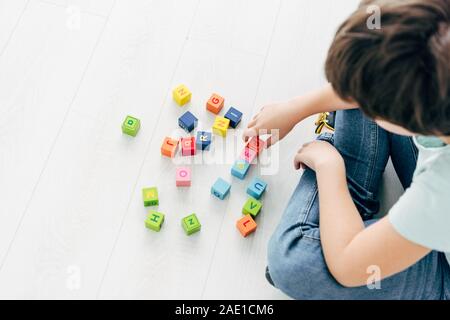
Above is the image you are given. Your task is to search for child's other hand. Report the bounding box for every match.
[243,101,299,148]
[294,141,345,172]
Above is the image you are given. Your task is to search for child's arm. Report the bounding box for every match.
[294,141,431,287]
[243,84,356,147]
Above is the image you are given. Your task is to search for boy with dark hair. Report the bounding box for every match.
[244,0,450,299]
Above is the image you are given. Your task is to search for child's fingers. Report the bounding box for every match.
[242,127,257,142]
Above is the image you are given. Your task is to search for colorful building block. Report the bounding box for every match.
[122,115,141,137]
[247,177,267,200]
[196,131,212,151]
[240,147,257,164]
[179,111,198,133]
[142,187,159,207]
[246,136,265,155]
[181,137,196,156]
[206,93,225,114]
[237,215,257,237]
[242,197,262,217]
[231,159,250,180]
[182,214,201,235]
[145,211,165,232]
[176,167,191,187]
[224,107,243,128]
[173,84,192,106]
[161,137,179,158]
[212,116,230,137]
[211,178,231,200]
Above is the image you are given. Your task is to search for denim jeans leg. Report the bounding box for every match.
[267,109,445,299]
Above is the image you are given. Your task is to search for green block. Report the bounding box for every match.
[143,187,159,207]
[182,214,201,235]
[122,115,141,137]
[242,197,262,217]
[145,211,165,232]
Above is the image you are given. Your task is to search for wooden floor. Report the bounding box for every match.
[0,0,377,299]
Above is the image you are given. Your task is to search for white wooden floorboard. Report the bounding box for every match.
[0,0,105,283]
[0,0,394,300]
[0,0,29,55]
[98,40,270,299]
[189,0,280,56]
[39,0,115,17]
[201,0,362,300]
[0,0,199,299]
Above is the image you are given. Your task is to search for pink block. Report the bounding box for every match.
[181,137,196,156]
[240,147,257,164]
[176,167,191,187]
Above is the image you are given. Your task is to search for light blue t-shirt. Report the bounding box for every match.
[389,136,450,265]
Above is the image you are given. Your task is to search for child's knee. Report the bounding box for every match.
[267,233,332,299]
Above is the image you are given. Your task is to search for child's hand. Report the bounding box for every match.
[294,141,345,172]
[243,101,300,148]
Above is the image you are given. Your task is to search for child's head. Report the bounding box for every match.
[325,0,450,136]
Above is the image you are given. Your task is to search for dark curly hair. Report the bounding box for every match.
[326,0,450,135]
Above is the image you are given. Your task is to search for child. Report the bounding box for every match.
[244,0,450,299]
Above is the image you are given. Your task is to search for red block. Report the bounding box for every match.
[181,137,196,156]
[246,136,265,155]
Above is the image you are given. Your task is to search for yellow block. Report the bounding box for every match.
[213,116,230,137]
[173,84,192,106]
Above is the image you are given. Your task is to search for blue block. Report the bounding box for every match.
[179,111,198,133]
[247,177,267,200]
[211,178,231,200]
[196,131,212,151]
[231,159,250,180]
[224,107,243,128]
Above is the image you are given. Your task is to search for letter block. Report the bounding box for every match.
[231,159,250,180]
[242,197,262,217]
[142,187,159,207]
[247,177,267,200]
[211,178,231,200]
[122,115,141,137]
[173,84,192,106]
[179,111,198,133]
[212,116,230,137]
[236,215,257,237]
[196,131,212,151]
[240,147,257,164]
[224,107,243,128]
[182,214,201,235]
[161,137,179,158]
[206,93,225,114]
[246,136,265,155]
[176,167,191,187]
[145,211,165,232]
[181,137,196,156]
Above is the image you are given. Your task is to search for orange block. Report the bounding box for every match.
[161,137,179,158]
[236,215,257,237]
[206,93,225,114]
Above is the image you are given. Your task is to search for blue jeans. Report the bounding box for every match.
[267,109,450,300]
